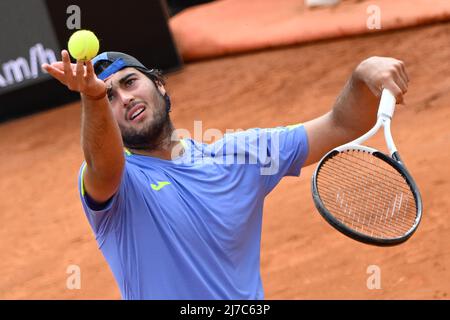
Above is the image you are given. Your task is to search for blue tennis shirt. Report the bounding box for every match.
[78,124,309,299]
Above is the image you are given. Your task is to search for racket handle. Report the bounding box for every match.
[377,89,396,119]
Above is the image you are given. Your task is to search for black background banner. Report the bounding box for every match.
[0,300,445,318]
[0,0,60,95]
[0,0,182,123]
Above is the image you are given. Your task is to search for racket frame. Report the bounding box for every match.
[311,89,423,246]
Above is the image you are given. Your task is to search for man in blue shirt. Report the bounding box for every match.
[42,51,409,299]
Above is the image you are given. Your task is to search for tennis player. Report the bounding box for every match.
[42,50,408,299]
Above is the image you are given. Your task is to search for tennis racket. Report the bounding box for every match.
[311,89,422,246]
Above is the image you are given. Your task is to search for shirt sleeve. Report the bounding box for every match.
[207,124,309,195]
[255,124,309,194]
[77,163,128,246]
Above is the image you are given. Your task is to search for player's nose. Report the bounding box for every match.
[117,89,135,108]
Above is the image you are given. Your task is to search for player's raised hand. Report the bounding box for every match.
[42,50,106,100]
[353,56,409,104]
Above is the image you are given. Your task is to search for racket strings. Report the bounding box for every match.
[319,178,414,238]
[320,154,412,212]
[320,153,412,196]
[342,152,412,189]
[320,164,413,221]
[322,152,416,238]
[318,180,413,231]
[319,185,413,237]
[319,162,416,238]
[317,150,417,239]
[319,187,412,237]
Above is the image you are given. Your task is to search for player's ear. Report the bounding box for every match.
[155,80,166,96]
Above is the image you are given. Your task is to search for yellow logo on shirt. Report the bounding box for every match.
[151,181,171,191]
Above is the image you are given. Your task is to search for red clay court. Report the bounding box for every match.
[0,0,449,299]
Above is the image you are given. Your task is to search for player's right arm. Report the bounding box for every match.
[42,50,125,204]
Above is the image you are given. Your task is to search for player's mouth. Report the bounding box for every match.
[127,104,147,123]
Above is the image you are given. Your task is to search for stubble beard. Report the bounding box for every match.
[120,94,173,151]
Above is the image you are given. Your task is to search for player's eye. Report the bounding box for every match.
[125,78,136,87]
[106,85,114,101]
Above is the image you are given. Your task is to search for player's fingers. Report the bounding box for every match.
[393,71,408,95]
[398,61,410,83]
[44,61,65,72]
[62,50,76,81]
[52,60,77,74]
[76,60,86,84]
[85,60,95,79]
[42,64,66,84]
[398,66,410,99]
[393,61,409,91]
[384,81,404,104]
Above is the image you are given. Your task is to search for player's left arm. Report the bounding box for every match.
[302,56,410,167]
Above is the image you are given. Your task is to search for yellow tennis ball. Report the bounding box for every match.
[68,30,100,61]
